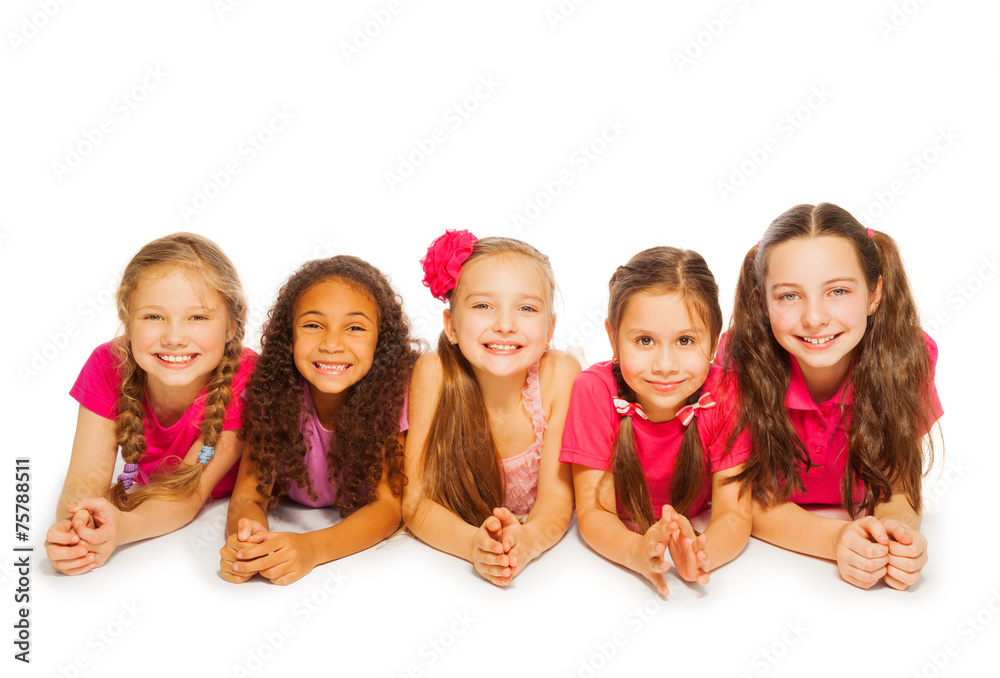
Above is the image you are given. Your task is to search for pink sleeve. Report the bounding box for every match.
[699,365,750,473]
[69,343,120,420]
[558,370,617,471]
[922,331,944,432]
[222,348,258,431]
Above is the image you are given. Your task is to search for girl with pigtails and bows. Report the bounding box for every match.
[560,247,752,596]
[717,203,942,590]
[45,233,257,575]
[403,230,581,587]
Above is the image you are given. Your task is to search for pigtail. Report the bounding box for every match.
[846,229,933,516]
[607,364,656,534]
[725,244,809,506]
[107,337,148,511]
[669,403,708,518]
[422,332,504,526]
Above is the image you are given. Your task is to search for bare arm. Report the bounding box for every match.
[699,464,752,572]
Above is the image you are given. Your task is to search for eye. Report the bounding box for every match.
[346,324,366,333]
[677,336,695,347]
[777,292,798,302]
[830,288,848,297]
[636,336,654,347]
[519,305,538,313]
[143,313,163,321]
[189,314,208,321]
[301,321,322,330]
[472,302,491,310]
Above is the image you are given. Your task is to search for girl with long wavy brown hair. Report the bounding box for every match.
[45,233,256,575]
[220,256,418,585]
[402,230,580,587]
[561,247,752,596]
[720,202,942,590]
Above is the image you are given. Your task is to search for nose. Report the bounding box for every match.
[319,328,345,353]
[162,318,188,346]
[650,344,679,374]
[492,307,517,333]
[802,296,830,329]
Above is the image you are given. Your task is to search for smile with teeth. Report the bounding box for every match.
[157,353,196,363]
[485,343,520,352]
[799,333,841,345]
[314,361,350,371]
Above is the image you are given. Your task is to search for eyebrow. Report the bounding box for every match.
[771,277,860,291]
[465,292,545,303]
[296,310,374,322]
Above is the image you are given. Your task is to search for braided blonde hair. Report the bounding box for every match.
[107,233,247,511]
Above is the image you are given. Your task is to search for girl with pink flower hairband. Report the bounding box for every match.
[402,230,581,586]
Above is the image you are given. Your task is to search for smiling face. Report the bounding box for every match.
[127,268,235,400]
[764,236,882,397]
[610,291,715,423]
[443,254,555,380]
[292,277,379,409]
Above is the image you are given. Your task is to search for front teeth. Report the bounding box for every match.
[159,354,194,363]
[486,344,518,351]
[315,362,349,371]
[802,335,836,345]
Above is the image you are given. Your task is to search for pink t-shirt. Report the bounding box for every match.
[559,361,747,520]
[710,331,944,505]
[70,341,258,500]
[286,382,409,508]
[499,362,546,517]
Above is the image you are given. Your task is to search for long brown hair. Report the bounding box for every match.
[726,203,937,516]
[421,237,555,526]
[108,233,248,511]
[604,247,723,532]
[241,257,419,514]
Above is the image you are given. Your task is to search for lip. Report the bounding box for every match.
[155,353,199,368]
[796,332,843,350]
[645,378,685,393]
[482,342,523,355]
[312,360,352,375]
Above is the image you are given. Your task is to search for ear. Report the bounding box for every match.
[227,317,238,344]
[443,307,457,344]
[604,318,616,360]
[547,312,556,345]
[868,275,883,315]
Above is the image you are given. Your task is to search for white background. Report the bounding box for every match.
[2,1,998,677]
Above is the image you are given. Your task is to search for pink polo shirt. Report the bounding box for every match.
[559,361,748,520]
[710,331,943,505]
[70,341,258,499]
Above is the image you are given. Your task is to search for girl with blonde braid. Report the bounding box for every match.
[44,233,257,574]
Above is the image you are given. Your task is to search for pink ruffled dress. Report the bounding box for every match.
[500,362,547,517]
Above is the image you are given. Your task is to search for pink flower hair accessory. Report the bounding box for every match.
[421,229,478,302]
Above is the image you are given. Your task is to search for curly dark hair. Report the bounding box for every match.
[240,256,420,514]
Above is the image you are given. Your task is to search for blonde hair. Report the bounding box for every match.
[423,237,556,525]
[108,233,247,511]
